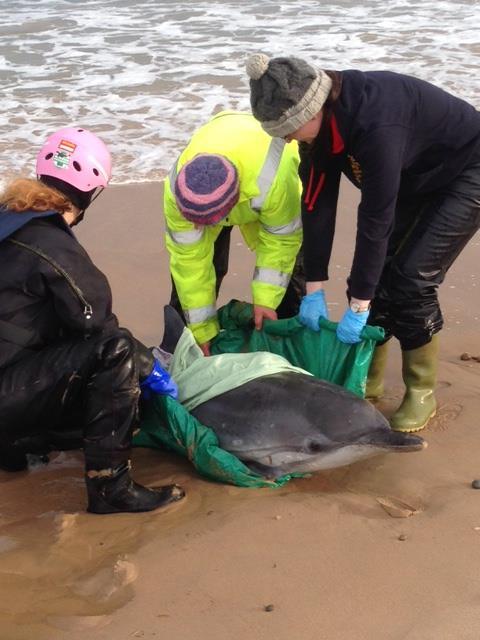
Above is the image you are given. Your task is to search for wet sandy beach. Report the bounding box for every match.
[1,181,479,640]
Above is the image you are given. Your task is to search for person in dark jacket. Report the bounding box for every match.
[0,127,185,514]
[246,54,480,433]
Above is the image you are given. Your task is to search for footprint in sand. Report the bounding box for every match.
[72,555,139,601]
[427,402,463,432]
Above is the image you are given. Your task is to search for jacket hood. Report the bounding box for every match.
[0,208,58,242]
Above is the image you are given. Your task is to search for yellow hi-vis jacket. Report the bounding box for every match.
[164,111,302,345]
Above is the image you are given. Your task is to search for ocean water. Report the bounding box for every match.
[0,0,479,184]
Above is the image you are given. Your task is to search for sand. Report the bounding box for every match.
[0,180,479,640]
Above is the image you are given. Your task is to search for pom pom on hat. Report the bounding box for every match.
[174,154,240,226]
[246,53,270,80]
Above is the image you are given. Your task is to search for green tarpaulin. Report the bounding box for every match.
[134,301,384,488]
[211,301,385,398]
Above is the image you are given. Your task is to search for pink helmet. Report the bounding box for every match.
[36,127,112,192]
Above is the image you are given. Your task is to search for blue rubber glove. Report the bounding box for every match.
[336,308,369,344]
[299,289,329,332]
[140,359,178,400]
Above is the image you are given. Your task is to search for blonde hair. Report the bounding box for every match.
[0,178,72,214]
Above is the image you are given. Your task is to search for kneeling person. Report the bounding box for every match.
[0,127,184,514]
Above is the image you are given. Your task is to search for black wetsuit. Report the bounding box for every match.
[0,210,153,471]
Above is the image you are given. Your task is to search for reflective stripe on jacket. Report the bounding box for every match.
[164,111,302,344]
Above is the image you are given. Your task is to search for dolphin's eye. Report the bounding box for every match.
[307,440,325,453]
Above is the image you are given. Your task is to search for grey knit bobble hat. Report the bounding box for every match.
[246,53,332,138]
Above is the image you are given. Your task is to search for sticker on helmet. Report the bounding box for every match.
[52,139,77,169]
[53,150,70,169]
[59,139,77,154]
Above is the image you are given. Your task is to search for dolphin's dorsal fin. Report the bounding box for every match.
[159,305,186,354]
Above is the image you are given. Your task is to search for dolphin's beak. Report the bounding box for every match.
[379,434,427,452]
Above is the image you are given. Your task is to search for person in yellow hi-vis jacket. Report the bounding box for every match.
[164,110,304,355]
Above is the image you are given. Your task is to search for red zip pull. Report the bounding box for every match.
[305,166,314,206]
[307,173,326,211]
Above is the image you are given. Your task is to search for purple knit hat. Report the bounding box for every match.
[174,154,240,225]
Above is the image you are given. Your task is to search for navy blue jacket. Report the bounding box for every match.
[300,70,480,299]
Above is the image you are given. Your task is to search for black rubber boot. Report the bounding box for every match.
[86,463,185,514]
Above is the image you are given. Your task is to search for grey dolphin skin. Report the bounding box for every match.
[161,306,426,479]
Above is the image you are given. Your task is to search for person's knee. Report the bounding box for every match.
[388,259,439,302]
[96,329,137,368]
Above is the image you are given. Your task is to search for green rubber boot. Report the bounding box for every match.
[365,342,389,400]
[390,335,439,433]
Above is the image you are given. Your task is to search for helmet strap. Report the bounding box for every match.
[70,210,85,227]
[89,186,104,206]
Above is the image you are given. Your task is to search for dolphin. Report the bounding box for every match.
[159,306,426,479]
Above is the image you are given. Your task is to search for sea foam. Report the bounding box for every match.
[0,0,478,185]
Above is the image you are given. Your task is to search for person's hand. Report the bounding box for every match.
[299,289,328,331]
[199,341,211,357]
[254,305,277,330]
[140,359,178,400]
[336,307,369,344]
